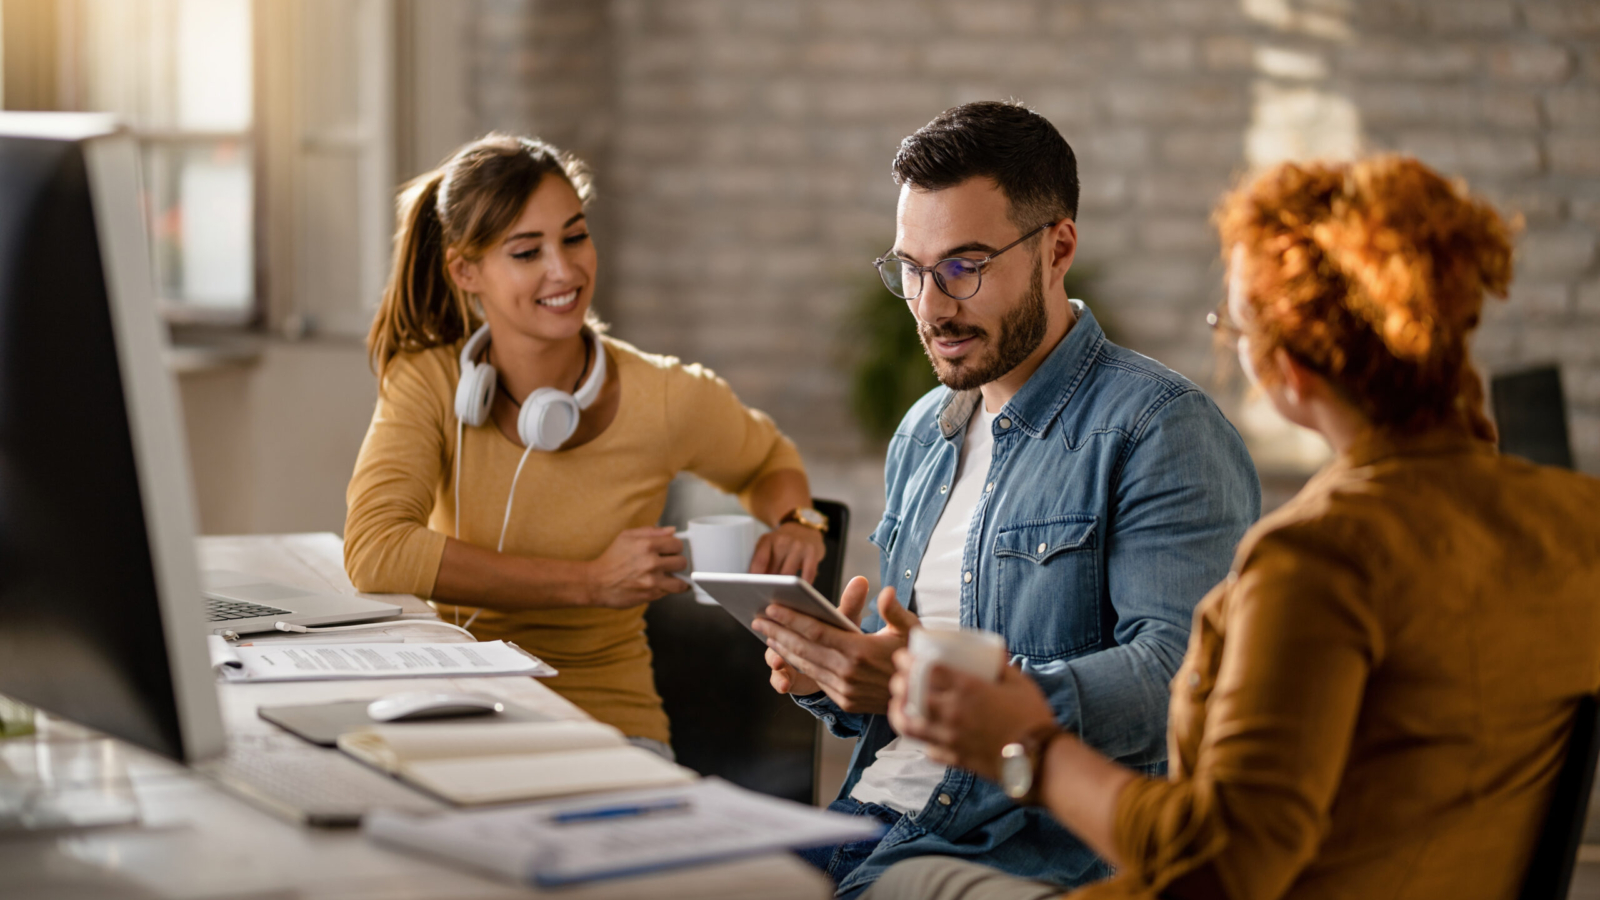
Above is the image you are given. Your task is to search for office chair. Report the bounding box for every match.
[1492,366,1575,469]
[1518,693,1600,900]
[645,499,850,804]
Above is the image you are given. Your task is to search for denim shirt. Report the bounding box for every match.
[797,301,1260,895]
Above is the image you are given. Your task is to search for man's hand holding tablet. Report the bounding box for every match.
[751,576,922,715]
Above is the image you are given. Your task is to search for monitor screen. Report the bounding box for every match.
[0,115,223,763]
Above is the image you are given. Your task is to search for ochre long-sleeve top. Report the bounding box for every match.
[343,335,805,744]
[1078,429,1600,900]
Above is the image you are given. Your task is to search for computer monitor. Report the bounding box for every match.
[0,114,224,764]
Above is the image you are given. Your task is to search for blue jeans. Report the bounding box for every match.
[795,796,902,898]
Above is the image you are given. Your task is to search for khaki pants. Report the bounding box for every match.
[861,857,1067,900]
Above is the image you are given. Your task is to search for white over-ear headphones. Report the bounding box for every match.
[454,324,607,451]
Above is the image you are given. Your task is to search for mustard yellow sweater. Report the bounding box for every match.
[344,335,805,744]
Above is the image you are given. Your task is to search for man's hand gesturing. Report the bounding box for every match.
[754,575,921,715]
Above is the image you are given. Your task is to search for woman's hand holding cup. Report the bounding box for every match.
[583,526,688,609]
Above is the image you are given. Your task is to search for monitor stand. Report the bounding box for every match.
[0,712,141,834]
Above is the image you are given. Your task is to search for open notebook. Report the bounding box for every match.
[337,720,693,805]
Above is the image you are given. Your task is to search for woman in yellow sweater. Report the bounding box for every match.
[865,156,1600,899]
[345,134,825,754]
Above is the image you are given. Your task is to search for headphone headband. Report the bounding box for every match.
[572,330,606,410]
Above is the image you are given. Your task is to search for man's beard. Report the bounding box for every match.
[919,263,1048,392]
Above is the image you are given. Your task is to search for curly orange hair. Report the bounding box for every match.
[1215,156,1516,442]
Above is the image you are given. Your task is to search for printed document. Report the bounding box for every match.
[207,637,556,681]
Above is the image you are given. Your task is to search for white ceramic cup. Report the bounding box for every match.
[905,625,1006,720]
[678,514,760,604]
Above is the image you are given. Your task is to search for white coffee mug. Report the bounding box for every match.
[678,514,760,604]
[905,624,1006,720]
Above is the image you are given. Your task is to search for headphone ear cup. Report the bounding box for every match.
[519,388,581,451]
[454,361,497,427]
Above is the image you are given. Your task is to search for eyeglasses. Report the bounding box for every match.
[873,222,1055,301]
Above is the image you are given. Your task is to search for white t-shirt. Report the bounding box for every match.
[849,404,996,814]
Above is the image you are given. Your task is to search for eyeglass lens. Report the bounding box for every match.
[879,257,984,301]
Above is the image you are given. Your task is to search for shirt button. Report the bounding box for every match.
[998,417,1011,429]
[905,569,913,579]
[1037,542,1048,554]
[985,482,994,493]
[963,571,972,584]
[939,484,949,494]
[937,793,952,806]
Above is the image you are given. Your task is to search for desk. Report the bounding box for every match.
[3,533,831,900]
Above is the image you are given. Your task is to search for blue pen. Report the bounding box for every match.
[551,797,691,825]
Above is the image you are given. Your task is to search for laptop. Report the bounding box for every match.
[202,570,402,635]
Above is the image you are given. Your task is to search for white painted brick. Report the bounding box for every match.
[1546,88,1600,129]
[1139,217,1217,252]
[1031,87,1098,129]
[1396,131,1542,178]
[940,0,1039,34]
[1203,36,1254,72]
[1578,281,1600,317]
[1256,46,1329,81]
[1106,82,1250,123]
[1429,0,1518,32]
[815,0,933,34]
[1081,129,1152,167]
[1340,41,1478,80]
[737,0,806,32]
[1487,43,1573,84]
[1508,281,1574,317]
[814,80,944,122]
[1354,84,1474,126]
[1078,174,1131,212]
[1483,185,1567,224]
[1574,198,1600,230]
[1518,230,1597,279]
[1160,129,1245,167]
[1568,365,1600,404]
[1525,1,1600,37]
[1136,36,1198,73]
[706,37,795,71]
[1044,2,1089,34]
[1079,217,1136,254]
[801,39,915,74]
[1551,135,1600,176]
[1136,171,1232,211]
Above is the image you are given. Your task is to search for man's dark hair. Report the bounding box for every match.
[892,100,1079,231]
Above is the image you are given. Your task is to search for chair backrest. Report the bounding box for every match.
[644,499,850,804]
[1492,366,1575,470]
[1519,693,1600,900]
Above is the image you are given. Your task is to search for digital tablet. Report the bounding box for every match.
[688,572,861,639]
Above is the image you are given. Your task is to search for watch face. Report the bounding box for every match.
[797,509,827,530]
[1000,748,1033,800]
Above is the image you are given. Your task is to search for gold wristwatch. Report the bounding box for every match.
[779,507,829,533]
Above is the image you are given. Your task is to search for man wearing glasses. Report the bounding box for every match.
[752,101,1260,897]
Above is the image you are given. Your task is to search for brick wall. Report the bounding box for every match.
[465,0,1600,480]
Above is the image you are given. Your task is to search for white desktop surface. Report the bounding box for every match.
[4,533,830,900]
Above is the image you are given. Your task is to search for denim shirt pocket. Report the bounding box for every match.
[992,515,1101,660]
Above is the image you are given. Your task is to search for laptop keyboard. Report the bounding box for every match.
[203,746,445,827]
[204,596,291,622]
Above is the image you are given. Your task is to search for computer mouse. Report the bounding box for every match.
[366,691,505,722]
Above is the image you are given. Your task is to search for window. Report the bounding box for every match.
[64,0,256,323]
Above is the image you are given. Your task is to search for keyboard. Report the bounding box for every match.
[199,746,445,827]
[204,596,291,622]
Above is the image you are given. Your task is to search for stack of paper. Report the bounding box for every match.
[364,778,885,886]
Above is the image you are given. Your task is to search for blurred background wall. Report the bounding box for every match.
[3,0,1596,562]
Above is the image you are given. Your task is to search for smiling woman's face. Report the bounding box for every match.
[450,174,597,344]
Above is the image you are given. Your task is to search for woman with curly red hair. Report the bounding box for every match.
[862,156,1600,900]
